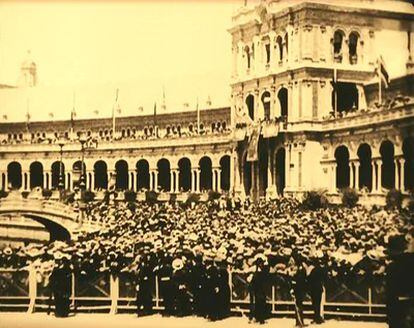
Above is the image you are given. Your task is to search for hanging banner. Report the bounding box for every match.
[246,124,261,162]
[262,121,279,138]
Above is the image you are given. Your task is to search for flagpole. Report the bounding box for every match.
[196,97,200,134]
[112,88,119,139]
[71,91,76,137]
[378,64,382,104]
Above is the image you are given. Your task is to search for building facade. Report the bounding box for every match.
[230,0,414,201]
[0,0,413,203]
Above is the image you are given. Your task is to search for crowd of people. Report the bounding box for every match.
[0,197,413,324]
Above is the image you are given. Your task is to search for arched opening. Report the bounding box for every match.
[276,36,283,61]
[335,146,350,189]
[178,158,191,192]
[242,153,252,196]
[380,141,395,190]
[246,95,255,121]
[199,157,212,191]
[261,91,271,120]
[333,30,345,63]
[403,137,414,191]
[94,161,108,190]
[358,143,372,191]
[136,160,150,190]
[157,159,170,192]
[115,160,129,190]
[278,88,288,118]
[30,162,43,189]
[275,148,285,196]
[220,155,231,192]
[7,162,22,189]
[51,161,65,189]
[348,32,359,65]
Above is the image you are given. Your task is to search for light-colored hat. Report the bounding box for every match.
[172,258,184,271]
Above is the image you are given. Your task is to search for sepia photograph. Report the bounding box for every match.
[0,0,413,327]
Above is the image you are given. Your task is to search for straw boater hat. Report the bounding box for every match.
[172,258,184,271]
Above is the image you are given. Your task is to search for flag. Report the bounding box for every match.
[247,125,261,162]
[376,56,389,88]
[48,112,54,119]
[2,114,7,120]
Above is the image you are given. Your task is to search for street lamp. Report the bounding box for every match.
[78,132,88,191]
[57,135,66,193]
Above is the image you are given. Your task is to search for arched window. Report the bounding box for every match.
[278,88,288,118]
[380,141,395,190]
[335,146,350,189]
[349,32,359,65]
[358,143,372,191]
[246,95,255,121]
[333,30,344,63]
[261,91,271,120]
[276,36,283,62]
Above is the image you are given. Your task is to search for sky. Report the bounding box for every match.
[0,0,247,121]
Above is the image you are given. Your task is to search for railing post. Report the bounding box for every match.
[109,274,119,314]
[271,285,276,314]
[71,273,76,311]
[155,275,160,309]
[27,266,37,314]
[228,270,233,302]
[368,287,372,315]
[321,286,326,319]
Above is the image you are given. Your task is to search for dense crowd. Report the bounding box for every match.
[1,198,413,280]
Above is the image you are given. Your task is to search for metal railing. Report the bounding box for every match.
[0,268,386,320]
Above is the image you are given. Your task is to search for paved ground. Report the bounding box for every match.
[0,313,387,328]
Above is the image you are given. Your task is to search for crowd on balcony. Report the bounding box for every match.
[0,119,231,146]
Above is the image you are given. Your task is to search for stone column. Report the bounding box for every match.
[175,170,179,193]
[216,168,222,192]
[354,161,360,190]
[43,171,49,189]
[349,162,354,189]
[399,158,405,193]
[3,172,8,191]
[191,169,196,192]
[266,149,277,199]
[68,172,73,191]
[377,159,382,193]
[196,168,201,193]
[371,160,377,193]
[128,170,134,191]
[331,163,337,193]
[394,159,400,190]
[149,170,154,191]
[212,168,217,192]
[87,170,94,190]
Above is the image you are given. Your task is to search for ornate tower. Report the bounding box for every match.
[19,50,37,87]
[229,0,414,201]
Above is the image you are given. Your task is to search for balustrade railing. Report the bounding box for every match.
[0,268,386,319]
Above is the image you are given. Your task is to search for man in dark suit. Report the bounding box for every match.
[307,254,326,324]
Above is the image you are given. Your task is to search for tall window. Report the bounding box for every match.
[349,32,359,64]
[276,36,283,62]
[244,46,251,69]
[265,43,271,64]
[333,30,344,63]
